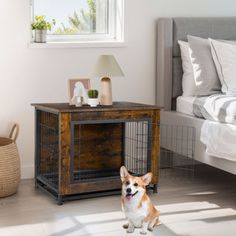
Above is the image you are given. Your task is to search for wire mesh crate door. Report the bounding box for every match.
[37,111,59,190]
[125,120,151,176]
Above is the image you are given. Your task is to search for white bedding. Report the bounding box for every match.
[200,94,236,125]
[177,95,236,162]
[177,94,236,125]
[176,96,196,116]
[201,120,236,161]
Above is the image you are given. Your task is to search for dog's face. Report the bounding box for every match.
[120,166,152,201]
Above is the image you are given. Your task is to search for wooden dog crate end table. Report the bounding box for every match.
[32,102,161,204]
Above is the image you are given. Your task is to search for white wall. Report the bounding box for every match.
[0,0,236,179]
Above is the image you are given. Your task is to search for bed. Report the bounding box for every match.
[156,18,236,175]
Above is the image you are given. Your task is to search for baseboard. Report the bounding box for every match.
[21,165,34,179]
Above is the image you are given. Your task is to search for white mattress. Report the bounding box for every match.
[176,96,196,116]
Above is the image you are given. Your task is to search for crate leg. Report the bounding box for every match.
[153,184,158,193]
[57,196,63,206]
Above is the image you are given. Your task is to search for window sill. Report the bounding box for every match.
[28,41,127,49]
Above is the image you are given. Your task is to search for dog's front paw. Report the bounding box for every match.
[148,226,153,232]
[126,225,135,234]
[123,223,129,229]
[139,229,147,235]
[126,228,135,233]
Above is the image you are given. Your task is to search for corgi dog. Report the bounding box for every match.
[120,166,160,235]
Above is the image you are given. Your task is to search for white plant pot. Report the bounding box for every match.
[34,30,47,43]
[88,98,99,107]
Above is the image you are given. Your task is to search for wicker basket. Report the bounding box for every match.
[0,124,20,197]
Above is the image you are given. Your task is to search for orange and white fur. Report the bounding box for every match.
[120,166,160,234]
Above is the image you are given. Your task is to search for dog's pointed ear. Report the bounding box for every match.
[120,166,129,182]
[141,172,152,186]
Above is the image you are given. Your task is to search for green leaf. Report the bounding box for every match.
[31,15,54,30]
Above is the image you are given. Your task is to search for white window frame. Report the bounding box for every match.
[30,0,125,46]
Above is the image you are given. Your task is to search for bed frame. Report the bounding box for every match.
[156,18,236,175]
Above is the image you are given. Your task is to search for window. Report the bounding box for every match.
[31,0,124,43]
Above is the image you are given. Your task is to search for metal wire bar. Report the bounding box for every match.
[37,111,59,189]
[160,124,196,177]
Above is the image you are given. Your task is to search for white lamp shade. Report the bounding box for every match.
[91,55,124,78]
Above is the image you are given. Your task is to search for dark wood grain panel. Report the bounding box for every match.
[151,110,160,184]
[59,113,71,195]
[71,110,154,121]
[32,102,162,113]
[73,123,123,171]
[68,178,121,194]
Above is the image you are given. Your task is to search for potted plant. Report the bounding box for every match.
[88,89,99,107]
[31,16,55,43]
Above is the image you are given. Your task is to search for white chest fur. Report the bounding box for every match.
[123,198,149,227]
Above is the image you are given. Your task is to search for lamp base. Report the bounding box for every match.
[100,77,112,106]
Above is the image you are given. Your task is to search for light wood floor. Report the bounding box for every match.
[0,165,236,236]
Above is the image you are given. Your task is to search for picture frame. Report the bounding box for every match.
[68,78,91,105]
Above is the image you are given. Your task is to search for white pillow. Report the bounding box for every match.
[209,39,236,95]
[187,35,221,95]
[178,40,197,96]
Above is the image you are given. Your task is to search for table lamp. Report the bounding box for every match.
[91,55,124,106]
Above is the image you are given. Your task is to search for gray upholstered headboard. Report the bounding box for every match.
[156,17,236,111]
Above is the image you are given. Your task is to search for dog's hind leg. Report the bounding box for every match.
[148,217,161,231]
[156,218,161,226]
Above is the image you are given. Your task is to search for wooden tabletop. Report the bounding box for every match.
[31,102,162,113]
